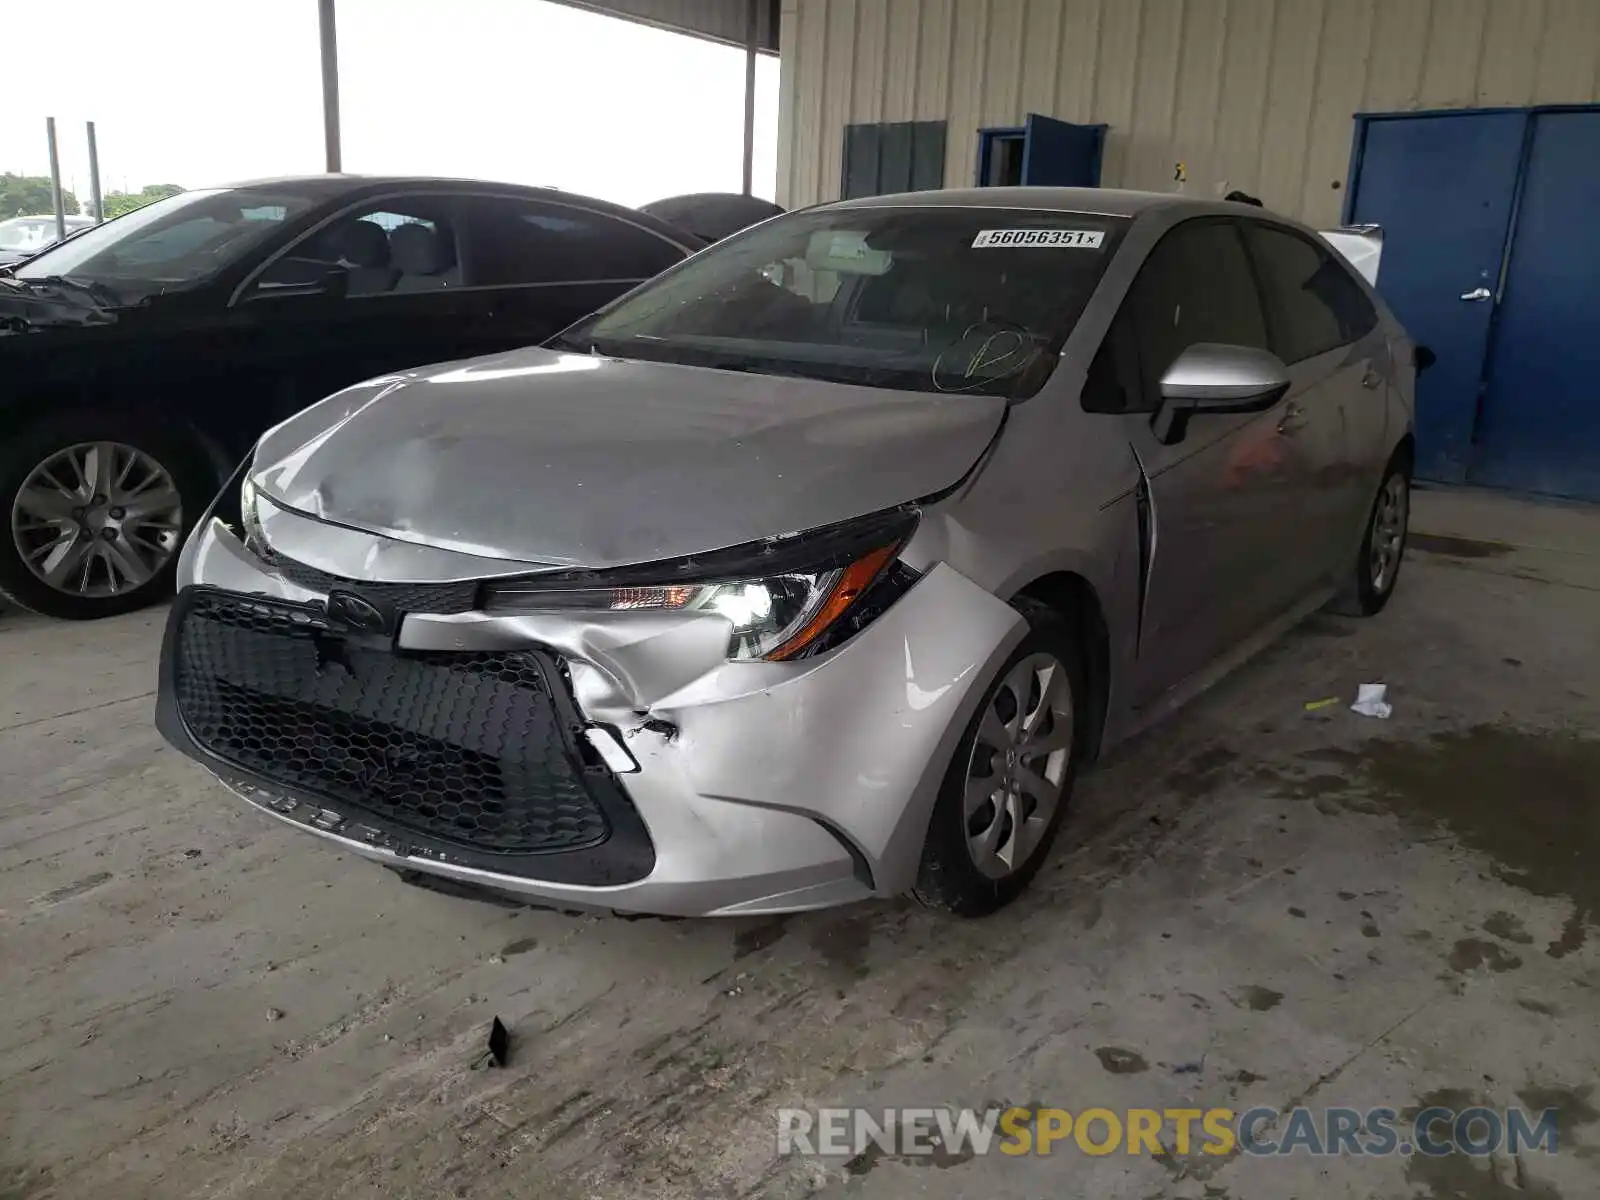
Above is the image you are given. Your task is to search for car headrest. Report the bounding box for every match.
[390,222,444,275]
[337,220,391,269]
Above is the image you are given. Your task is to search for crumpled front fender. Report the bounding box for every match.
[647,563,1026,894]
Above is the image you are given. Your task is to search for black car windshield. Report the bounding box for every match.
[566,206,1128,397]
[14,188,319,294]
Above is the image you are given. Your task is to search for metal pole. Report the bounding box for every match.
[86,121,104,224]
[45,117,67,239]
[318,0,343,173]
[741,0,758,195]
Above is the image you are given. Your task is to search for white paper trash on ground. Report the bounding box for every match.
[1351,683,1393,719]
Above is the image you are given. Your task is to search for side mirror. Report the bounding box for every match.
[1152,343,1292,444]
[320,266,351,300]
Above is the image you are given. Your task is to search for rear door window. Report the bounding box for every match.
[1244,222,1378,363]
[455,196,686,287]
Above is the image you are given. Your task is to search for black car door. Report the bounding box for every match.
[448,193,693,354]
[229,191,496,425]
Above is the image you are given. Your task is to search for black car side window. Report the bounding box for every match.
[1243,223,1377,363]
[454,196,686,288]
[252,198,461,297]
[1085,219,1269,414]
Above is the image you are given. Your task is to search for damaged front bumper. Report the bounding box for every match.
[157,501,1024,916]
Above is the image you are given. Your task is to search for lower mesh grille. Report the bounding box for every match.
[172,591,612,855]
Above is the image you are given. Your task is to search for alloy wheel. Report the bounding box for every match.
[10,441,184,598]
[963,652,1075,881]
[1370,472,1409,593]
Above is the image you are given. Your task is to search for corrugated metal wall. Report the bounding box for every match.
[777,0,1600,225]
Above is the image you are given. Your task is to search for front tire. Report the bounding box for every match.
[912,599,1083,918]
[0,413,213,620]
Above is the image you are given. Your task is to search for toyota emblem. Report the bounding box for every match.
[325,589,394,635]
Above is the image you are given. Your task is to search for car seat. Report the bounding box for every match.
[333,220,398,294]
[389,223,459,291]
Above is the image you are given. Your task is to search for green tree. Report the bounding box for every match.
[0,173,80,219]
[100,183,184,220]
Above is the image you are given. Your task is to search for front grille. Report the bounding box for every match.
[172,591,613,856]
[266,551,481,615]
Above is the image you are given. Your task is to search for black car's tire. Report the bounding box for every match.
[912,599,1084,918]
[0,412,215,621]
[1327,448,1411,619]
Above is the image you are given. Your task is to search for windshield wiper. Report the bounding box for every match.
[21,274,122,306]
[545,331,594,354]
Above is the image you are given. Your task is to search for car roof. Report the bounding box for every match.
[211,173,598,200]
[199,174,696,240]
[185,174,706,248]
[827,186,1255,220]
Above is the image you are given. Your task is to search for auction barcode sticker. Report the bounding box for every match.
[971,229,1105,248]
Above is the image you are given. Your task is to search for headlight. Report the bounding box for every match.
[199,451,259,549]
[484,508,919,661]
[239,473,266,556]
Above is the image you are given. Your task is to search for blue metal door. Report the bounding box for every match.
[1472,111,1600,500]
[1020,114,1105,187]
[1348,112,1526,482]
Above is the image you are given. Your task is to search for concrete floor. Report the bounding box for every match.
[2,487,1598,1200]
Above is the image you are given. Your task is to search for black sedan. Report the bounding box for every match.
[0,176,775,620]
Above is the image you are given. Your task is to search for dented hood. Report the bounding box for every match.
[252,348,1005,569]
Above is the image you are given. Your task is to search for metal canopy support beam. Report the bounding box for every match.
[741,0,757,195]
[318,0,343,173]
[86,121,104,225]
[45,117,67,240]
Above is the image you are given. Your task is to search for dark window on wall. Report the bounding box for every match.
[984,133,1026,187]
[841,121,947,199]
[1243,222,1378,363]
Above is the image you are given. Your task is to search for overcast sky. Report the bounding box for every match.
[1,0,779,209]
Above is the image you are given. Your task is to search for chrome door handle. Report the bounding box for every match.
[1277,402,1308,434]
[1460,286,1492,302]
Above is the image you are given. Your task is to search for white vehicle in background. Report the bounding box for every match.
[0,214,96,268]
[1320,225,1383,285]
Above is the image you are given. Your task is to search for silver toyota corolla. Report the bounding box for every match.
[156,188,1415,918]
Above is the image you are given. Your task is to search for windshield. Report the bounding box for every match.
[14,188,319,293]
[566,206,1128,397]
